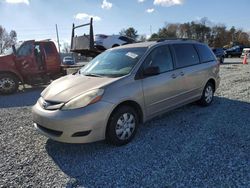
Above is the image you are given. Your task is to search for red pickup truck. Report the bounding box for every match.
[0,40,64,94]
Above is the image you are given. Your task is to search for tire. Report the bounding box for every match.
[106,106,138,146]
[0,74,19,94]
[198,82,214,106]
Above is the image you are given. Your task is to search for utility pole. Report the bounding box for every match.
[55,24,61,53]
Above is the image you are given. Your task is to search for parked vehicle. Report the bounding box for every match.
[0,40,63,94]
[212,48,226,63]
[241,48,250,58]
[225,46,244,58]
[32,39,220,146]
[70,18,135,57]
[94,34,135,50]
[62,56,75,65]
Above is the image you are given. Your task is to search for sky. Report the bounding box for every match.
[0,0,249,46]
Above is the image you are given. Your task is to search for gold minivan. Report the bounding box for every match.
[32,40,220,146]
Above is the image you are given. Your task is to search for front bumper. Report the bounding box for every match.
[32,101,114,143]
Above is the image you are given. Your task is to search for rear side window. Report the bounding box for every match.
[196,44,215,63]
[143,45,173,73]
[43,43,55,55]
[173,44,199,68]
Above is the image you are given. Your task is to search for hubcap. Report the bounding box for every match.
[205,85,213,103]
[115,113,135,140]
[0,77,15,92]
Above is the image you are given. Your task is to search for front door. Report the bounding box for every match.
[141,45,187,118]
[15,40,40,75]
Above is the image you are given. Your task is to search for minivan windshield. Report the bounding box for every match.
[80,47,146,78]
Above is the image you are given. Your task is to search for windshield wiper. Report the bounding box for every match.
[84,73,103,77]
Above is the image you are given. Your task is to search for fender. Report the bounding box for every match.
[0,69,24,83]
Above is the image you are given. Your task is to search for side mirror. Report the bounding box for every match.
[143,66,160,76]
[12,45,17,55]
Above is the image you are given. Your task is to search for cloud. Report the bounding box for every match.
[146,8,155,13]
[153,0,184,7]
[5,0,29,5]
[101,0,112,10]
[138,0,146,3]
[74,13,101,22]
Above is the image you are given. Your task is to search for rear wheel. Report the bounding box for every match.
[198,82,214,106]
[106,106,138,146]
[0,74,19,94]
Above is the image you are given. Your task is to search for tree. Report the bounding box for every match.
[149,18,250,48]
[119,27,138,40]
[158,23,178,39]
[137,35,147,42]
[61,42,70,53]
[149,33,159,41]
[0,26,17,54]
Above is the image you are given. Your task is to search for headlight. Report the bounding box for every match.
[61,89,104,110]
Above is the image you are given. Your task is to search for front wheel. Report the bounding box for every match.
[0,74,19,94]
[106,106,138,146]
[198,82,214,106]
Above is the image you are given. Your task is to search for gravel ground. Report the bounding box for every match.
[0,59,249,187]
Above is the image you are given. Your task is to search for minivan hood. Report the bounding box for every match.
[41,74,120,102]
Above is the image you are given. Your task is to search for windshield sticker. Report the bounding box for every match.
[126,52,138,59]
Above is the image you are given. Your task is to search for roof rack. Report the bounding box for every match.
[38,39,51,42]
[156,38,197,42]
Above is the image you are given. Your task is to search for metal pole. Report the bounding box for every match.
[55,24,61,53]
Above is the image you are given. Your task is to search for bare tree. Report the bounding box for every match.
[61,42,70,53]
[138,35,147,42]
[0,26,17,54]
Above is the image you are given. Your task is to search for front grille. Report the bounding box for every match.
[38,97,64,110]
[37,124,63,137]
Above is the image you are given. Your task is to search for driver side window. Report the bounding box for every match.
[143,45,173,73]
[17,42,33,57]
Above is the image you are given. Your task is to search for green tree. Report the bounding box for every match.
[119,27,138,40]
[148,33,159,41]
[149,18,250,47]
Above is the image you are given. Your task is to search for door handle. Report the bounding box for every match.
[180,72,184,76]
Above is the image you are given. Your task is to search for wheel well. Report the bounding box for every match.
[207,79,215,91]
[105,100,143,138]
[0,71,21,82]
[109,100,143,124]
